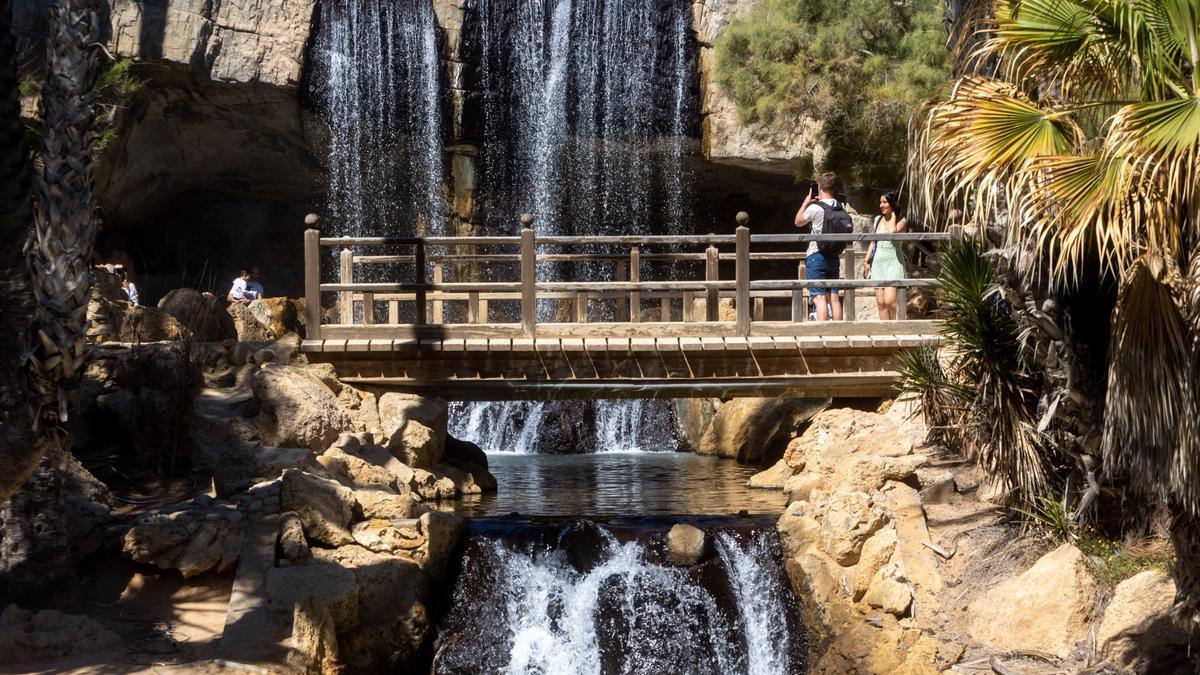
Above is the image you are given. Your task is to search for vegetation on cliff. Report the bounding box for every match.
[714,0,948,187]
[906,0,1200,618]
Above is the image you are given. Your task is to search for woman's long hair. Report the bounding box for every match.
[881,191,903,220]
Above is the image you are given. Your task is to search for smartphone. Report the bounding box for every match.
[809,182,820,199]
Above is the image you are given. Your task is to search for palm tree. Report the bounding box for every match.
[0,0,37,502]
[908,0,1200,622]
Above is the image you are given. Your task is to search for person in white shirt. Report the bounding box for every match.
[114,266,139,306]
[794,172,844,321]
[228,268,265,304]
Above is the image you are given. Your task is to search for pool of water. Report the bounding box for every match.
[450,452,789,518]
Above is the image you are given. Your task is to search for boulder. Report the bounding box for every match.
[280,469,357,547]
[0,605,121,663]
[783,409,915,472]
[229,297,302,342]
[158,288,237,341]
[350,519,425,556]
[289,598,340,674]
[278,511,311,562]
[672,398,720,451]
[698,397,830,464]
[417,510,466,572]
[819,491,888,565]
[1097,570,1189,673]
[968,543,1098,657]
[666,523,710,566]
[266,556,360,631]
[252,365,354,452]
[122,509,244,577]
[354,490,422,520]
[852,527,897,601]
[749,459,795,489]
[862,567,912,617]
[443,436,498,493]
[379,394,448,469]
[784,473,828,504]
[317,448,404,493]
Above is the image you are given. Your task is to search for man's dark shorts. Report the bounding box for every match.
[805,250,840,295]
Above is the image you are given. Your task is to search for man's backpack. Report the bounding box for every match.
[816,201,853,257]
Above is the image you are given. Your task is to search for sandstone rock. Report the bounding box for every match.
[784,473,828,504]
[915,467,956,505]
[783,409,915,472]
[749,459,794,489]
[87,270,193,342]
[289,598,339,674]
[417,510,466,571]
[437,464,483,495]
[354,490,422,520]
[819,491,888,565]
[174,520,245,578]
[666,524,710,566]
[0,606,121,663]
[1097,570,1188,673]
[158,287,237,341]
[351,519,425,556]
[340,386,384,437]
[862,569,912,617]
[318,447,404,493]
[279,511,311,562]
[266,556,360,631]
[253,365,354,451]
[280,469,357,547]
[853,527,897,601]
[445,435,489,470]
[122,512,190,568]
[968,543,1098,656]
[379,394,448,469]
[884,482,943,611]
[698,397,830,464]
[672,398,720,451]
[229,299,300,342]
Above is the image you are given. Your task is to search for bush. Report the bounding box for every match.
[714,0,948,187]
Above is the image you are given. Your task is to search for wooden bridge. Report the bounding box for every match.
[299,214,958,399]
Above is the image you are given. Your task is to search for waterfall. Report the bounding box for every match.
[433,523,806,674]
[309,0,445,238]
[460,0,698,454]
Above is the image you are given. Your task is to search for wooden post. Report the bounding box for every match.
[339,247,353,324]
[362,292,374,324]
[897,287,908,320]
[629,246,640,322]
[792,261,807,322]
[844,245,857,322]
[414,240,427,325]
[388,300,399,324]
[468,292,480,323]
[753,296,764,322]
[615,260,628,321]
[303,226,322,339]
[432,262,444,324]
[735,213,750,335]
[660,297,671,322]
[576,291,588,322]
[520,214,536,336]
[683,291,694,322]
[479,298,489,323]
[705,244,719,322]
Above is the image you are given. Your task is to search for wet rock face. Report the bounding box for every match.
[698,397,830,465]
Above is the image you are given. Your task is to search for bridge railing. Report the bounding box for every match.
[301,213,962,341]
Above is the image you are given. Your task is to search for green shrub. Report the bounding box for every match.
[714,0,948,187]
[93,58,142,151]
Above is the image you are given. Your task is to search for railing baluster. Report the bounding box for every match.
[629,246,640,323]
[414,240,427,325]
[792,261,807,322]
[433,262,444,324]
[576,291,588,323]
[362,292,374,324]
[468,292,480,323]
[304,224,321,340]
[520,214,536,336]
[735,213,750,335]
[615,260,628,322]
[660,297,671,322]
[389,299,399,324]
[844,244,857,322]
[339,247,353,324]
[705,244,719,322]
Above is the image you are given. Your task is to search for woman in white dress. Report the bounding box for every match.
[861,192,907,320]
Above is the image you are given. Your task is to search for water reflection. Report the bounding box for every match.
[451,453,788,518]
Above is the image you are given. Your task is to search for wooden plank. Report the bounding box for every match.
[724,336,750,351]
[418,339,443,351]
[701,337,726,351]
[393,339,420,351]
[300,339,324,353]
[534,338,561,352]
[560,338,586,352]
[442,339,466,352]
[489,338,512,352]
[656,337,680,352]
[680,337,704,352]
[848,335,874,350]
[748,336,777,351]
[464,338,490,352]
[584,338,608,352]
[630,337,657,352]
[339,248,354,324]
[323,339,347,353]
[346,339,372,352]
[735,226,750,335]
[520,227,536,336]
[512,338,536,352]
[608,337,631,352]
[368,339,392,352]
[822,336,852,350]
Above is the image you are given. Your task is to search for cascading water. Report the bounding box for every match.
[308,0,445,238]
[433,521,806,674]
[457,0,699,454]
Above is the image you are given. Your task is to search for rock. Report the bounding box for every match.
[749,459,795,489]
[0,606,121,663]
[174,520,245,578]
[417,510,466,571]
[444,435,489,471]
[1097,571,1188,673]
[672,398,720,451]
[968,543,1098,657]
[853,527,897,601]
[819,491,888,565]
[698,397,830,464]
[884,482,943,610]
[122,509,244,577]
[915,467,956,505]
[862,569,912,617]
[317,447,404,493]
[378,394,448,469]
[122,512,190,568]
[158,288,237,341]
[784,473,828,503]
[266,555,360,631]
[783,409,915,472]
[437,464,483,495]
[278,511,311,562]
[666,524,710,566]
[351,519,425,556]
[354,490,422,520]
[252,365,354,451]
[280,469,357,547]
[229,299,300,342]
[289,598,340,674]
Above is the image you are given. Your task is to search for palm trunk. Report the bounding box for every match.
[0,0,38,502]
